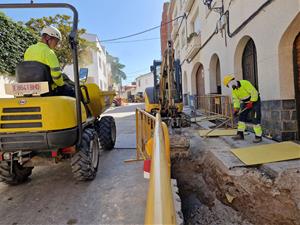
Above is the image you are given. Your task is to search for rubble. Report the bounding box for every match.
[171,126,300,225]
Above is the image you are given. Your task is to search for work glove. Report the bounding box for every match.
[246,102,253,109]
[233,108,239,116]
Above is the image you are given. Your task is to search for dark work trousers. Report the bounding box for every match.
[55,84,76,98]
[239,99,261,125]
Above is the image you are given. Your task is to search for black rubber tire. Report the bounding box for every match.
[180,113,191,128]
[97,116,116,151]
[0,161,33,185]
[71,128,100,181]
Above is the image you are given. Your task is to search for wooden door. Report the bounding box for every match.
[196,65,205,96]
[242,39,258,89]
[293,33,300,139]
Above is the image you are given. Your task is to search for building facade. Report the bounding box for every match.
[135,72,154,95]
[165,0,300,141]
[64,33,110,90]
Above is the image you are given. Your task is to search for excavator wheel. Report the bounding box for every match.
[71,128,100,181]
[0,161,33,185]
[97,116,116,151]
[180,113,191,128]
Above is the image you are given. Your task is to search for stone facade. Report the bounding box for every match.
[261,100,298,141]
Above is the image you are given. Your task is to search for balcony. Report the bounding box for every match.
[184,0,194,12]
[186,32,201,59]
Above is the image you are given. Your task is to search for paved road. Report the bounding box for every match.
[0,103,147,225]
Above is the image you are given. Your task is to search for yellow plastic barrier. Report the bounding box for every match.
[143,113,176,225]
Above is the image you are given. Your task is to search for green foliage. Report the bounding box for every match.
[25,14,96,69]
[107,53,126,85]
[0,13,37,75]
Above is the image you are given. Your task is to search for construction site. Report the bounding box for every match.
[0,1,300,225]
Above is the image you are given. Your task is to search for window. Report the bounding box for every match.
[191,10,201,34]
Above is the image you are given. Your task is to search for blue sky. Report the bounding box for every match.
[2,0,166,84]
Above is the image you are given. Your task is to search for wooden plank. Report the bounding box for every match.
[231,141,300,165]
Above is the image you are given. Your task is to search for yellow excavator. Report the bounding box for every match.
[144,41,190,128]
[0,3,115,184]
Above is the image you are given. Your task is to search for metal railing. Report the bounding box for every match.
[195,94,234,127]
[143,113,176,225]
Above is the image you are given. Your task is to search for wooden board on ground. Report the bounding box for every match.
[231,141,300,165]
[192,115,226,122]
[198,129,237,137]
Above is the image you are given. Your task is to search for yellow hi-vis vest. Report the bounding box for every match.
[232,80,259,109]
[24,42,64,89]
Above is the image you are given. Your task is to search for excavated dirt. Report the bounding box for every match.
[171,130,300,225]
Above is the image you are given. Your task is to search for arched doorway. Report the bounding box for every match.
[242,39,258,89]
[209,54,221,94]
[293,33,300,139]
[196,64,205,96]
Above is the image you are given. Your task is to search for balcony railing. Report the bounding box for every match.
[186,33,201,59]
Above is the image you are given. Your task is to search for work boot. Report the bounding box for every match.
[253,136,262,143]
[232,131,244,141]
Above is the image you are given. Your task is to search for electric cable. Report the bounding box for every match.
[103,37,160,44]
[100,15,185,43]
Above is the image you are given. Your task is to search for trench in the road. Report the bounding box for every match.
[171,156,253,225]
[170,132,300,225]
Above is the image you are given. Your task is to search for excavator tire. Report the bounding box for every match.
[180,113,191,128]
[71,128,100,181]
[97,116,116,151]
[0,161,33,185]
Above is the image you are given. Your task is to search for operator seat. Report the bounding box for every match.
[16,61,54,94]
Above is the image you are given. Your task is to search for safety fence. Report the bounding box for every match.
[195,94,234,127]
[135,108,176,225]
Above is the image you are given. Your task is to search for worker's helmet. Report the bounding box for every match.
[223,75,235,87]
[41,25,62,41]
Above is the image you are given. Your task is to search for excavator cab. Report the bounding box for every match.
[0,3,116,185]
[145,54,188,127]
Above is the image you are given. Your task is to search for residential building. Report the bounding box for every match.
[135,72,154,95]
[166,0,300,141]
[0,74,14,98]
[161,0,176,56]
[64,33,110,90]
[161,2,170,55]
[120,83,136,100]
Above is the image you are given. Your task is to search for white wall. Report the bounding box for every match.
[64,33,109,90]
[0,74,14,98]
[135,72,154,94]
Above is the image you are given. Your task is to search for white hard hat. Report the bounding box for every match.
[41,25,62,41]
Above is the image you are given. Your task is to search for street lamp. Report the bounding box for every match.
[203,0,213,9]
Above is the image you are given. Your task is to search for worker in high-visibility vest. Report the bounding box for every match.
[223,75,262,143]
[24,25,74,97]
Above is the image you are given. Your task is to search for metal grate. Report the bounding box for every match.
[1,115,42,121]
[3,107,41,113]
[0,122,42,129]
